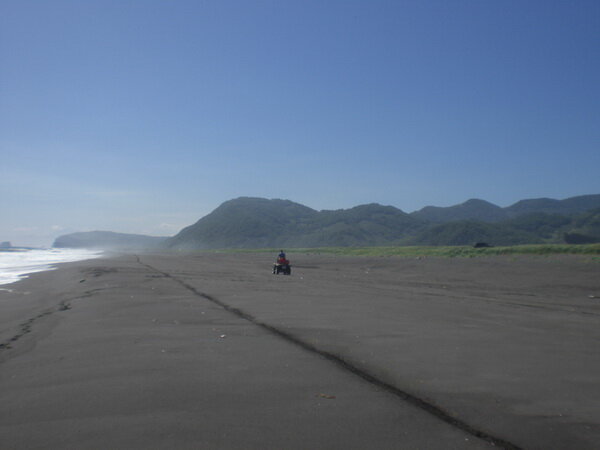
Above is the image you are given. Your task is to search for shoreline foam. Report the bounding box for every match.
[0,248,103,285]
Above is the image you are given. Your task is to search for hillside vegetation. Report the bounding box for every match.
[164,196,600,250]
[166,198,422,249]
[410,194,600,223]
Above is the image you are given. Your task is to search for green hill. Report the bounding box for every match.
[165,198,422,249]
[166,196,600,249]
[409,209,600,246]
[410,199,508,223]
[407,221,540,246]
[411,194,600,223]
[505,194,600,217]
[166,197,319,249]
[288,203,423,247]
[563,208,600,244]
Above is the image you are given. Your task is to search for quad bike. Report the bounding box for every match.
[273,258,291,275]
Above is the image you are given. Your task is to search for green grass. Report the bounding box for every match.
[217,243,600,258]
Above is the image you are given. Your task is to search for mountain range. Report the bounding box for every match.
[409,194,600,223]
[53,194,600,249]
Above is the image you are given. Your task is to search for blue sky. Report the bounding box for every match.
[1,0,599,246]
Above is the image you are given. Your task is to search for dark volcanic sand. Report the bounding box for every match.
[1,252,598,449]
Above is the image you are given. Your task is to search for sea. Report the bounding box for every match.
[0,248,103,286]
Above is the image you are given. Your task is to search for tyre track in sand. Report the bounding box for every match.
[136,255,522,450]
[0,288,107,355]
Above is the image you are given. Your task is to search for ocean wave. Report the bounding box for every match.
[0,248,103,286]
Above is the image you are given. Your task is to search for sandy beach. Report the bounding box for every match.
[1,252,599,449]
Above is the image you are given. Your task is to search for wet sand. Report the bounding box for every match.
[1,252,599,449]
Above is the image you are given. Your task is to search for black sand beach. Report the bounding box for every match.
[1,252,599,449]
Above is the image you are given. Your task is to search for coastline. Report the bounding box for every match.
[1,252,599,449]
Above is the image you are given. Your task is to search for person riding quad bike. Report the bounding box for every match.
[273,250,291,275]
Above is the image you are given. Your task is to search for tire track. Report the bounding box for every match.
[137,256,522,450]
[0,301,70,351]
[0,289,105,353]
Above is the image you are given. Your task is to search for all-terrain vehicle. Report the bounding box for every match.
[273,258,291,275]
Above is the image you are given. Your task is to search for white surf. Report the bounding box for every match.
[0,248,103,286]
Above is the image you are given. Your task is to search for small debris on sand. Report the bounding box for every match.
[317,393,336,399]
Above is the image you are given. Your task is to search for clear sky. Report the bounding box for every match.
[1,0,599,246]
